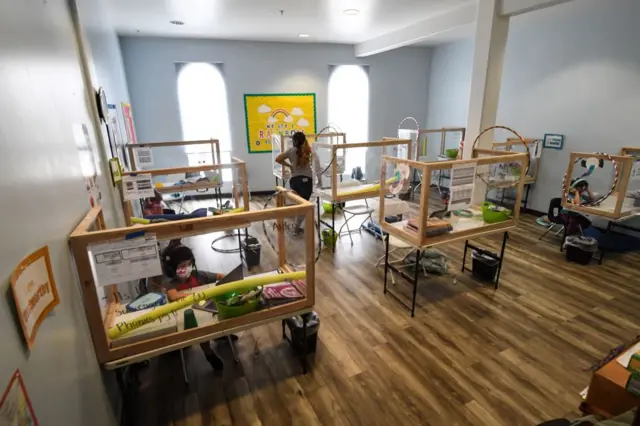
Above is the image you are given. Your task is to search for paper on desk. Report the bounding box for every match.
[448,161,477,211]
[135,147,154,167]
[122,173,155,201]
[89,236,162,286]
[617,341,640,368]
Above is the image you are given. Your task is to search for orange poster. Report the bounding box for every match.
[10,246,60,349]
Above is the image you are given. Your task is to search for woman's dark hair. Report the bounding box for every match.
[292,131,311,168]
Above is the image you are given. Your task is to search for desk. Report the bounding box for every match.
[158,179,224,214]
[108,271,314,426]
[383,216,513,317]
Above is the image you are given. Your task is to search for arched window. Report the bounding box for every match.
[177,62,231,181]
[328,65,369,174]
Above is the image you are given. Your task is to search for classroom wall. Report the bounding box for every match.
[76,0,132,157]
[0,0,119,424]
[425,38,473,161]
[425,0,640,213]
[119,37,431,190]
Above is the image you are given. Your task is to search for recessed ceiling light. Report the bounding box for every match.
[298,33,310,38]
[343,9,360,15]
[170,20,185,26]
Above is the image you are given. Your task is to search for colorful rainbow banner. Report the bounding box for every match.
[244,93,317,153]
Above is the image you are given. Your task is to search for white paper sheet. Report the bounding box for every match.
[135,147,154,167]
[448,161,477,211]
[89,236,162,286]
[617,341,640,368]
[122,173,155,201]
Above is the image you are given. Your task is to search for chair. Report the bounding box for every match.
[338,200,375,245]
[539,197,565,240]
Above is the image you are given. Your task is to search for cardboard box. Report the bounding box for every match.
[583,343,640,417]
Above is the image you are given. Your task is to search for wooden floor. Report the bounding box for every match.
[131,193,640,426]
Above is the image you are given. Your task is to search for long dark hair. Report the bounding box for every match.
[292,131,311,167]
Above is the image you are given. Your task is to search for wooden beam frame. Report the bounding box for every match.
[379,149,527,248]
[492,137,541,183]
[68,187,315,365]
[561,152,637,220]
[127,139,221,171]
[415,127,466,159]
[316,138,413,203]
[119,159,249,226]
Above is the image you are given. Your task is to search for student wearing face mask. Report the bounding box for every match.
[153,240,225,371]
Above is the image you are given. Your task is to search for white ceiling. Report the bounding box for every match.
[109,0,476,45]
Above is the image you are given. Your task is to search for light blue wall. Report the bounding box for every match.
[76,0,131,158]
[119,37,431,190]
[426,0,640,214]
[425,38,473,161]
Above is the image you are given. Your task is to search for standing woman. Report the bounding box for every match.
[276,131,313,234]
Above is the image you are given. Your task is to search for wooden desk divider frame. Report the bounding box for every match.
[118,158,249,226]
[127,139,221,171]
[492,138,540,183]
[561,152,637,220]
[620,147,640,157]
[379,149,527,248]
[272,132,347,184]
[416,127,466,159]
[315,138,413,204]
[490,137,540,209]
[378,149,527,316]
[68,186,315,366]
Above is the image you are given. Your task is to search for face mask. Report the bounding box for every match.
[176,265,193,280]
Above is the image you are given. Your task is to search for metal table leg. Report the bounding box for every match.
[410,249,421,317]
[494,232,509,289]
[383,235,390,294]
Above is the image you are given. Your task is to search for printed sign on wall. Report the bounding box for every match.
[244,93,317,153]
[10,246,60,349]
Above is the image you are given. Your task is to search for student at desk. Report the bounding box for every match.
[562,178,595,235]
[153,241,225,371]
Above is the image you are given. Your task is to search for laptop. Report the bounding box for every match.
[192,264,244,314]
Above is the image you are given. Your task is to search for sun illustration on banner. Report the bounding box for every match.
[244,93,317,153]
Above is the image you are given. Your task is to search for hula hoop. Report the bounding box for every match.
[561,152,619,207]
[314,123,345,177]
[397,117,420,159]
[472,125,531,189]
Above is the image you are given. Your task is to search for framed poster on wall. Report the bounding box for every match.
[244,93,317,153]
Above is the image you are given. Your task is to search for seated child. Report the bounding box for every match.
[152,240,225,371]
[143,190,164,216]
[561,178,594,235]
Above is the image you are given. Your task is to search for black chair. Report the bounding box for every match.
[539,197,565,240]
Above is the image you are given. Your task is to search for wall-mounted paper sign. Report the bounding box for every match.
[122,173,154,201]
[0,370,38,425]
[10,246,60,349]
[135,147,154,167]
[88,236,162,286]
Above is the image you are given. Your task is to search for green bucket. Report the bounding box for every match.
[481,202,512,224]
[321,229,338,248]
[214,292,260,320]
